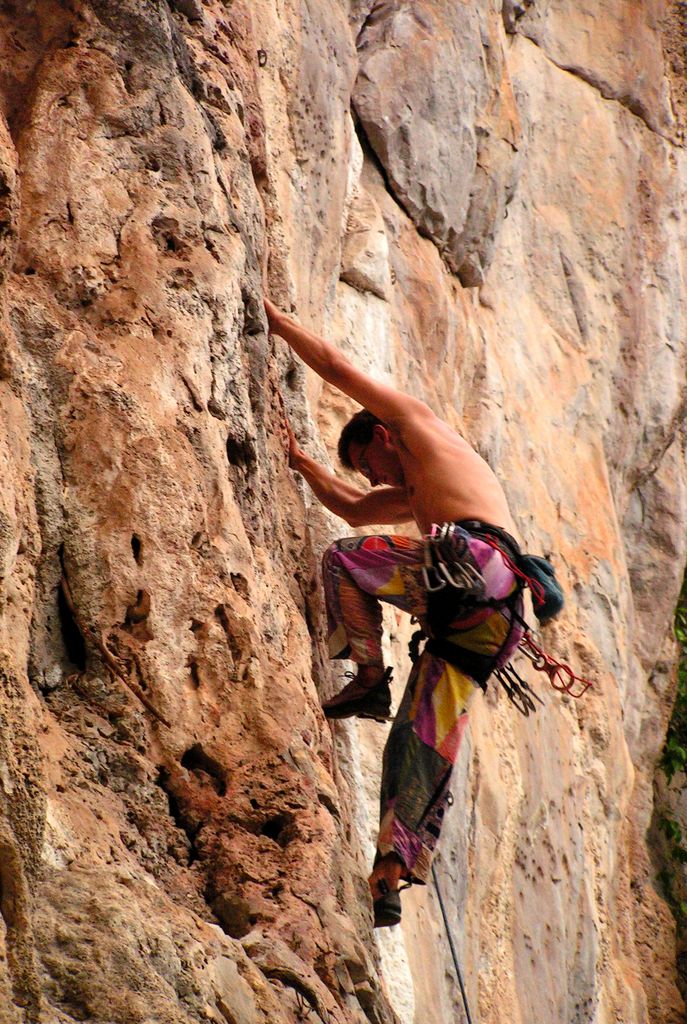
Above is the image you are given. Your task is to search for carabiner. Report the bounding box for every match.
[422,565,447,592]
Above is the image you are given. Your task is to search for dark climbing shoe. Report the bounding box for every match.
[373,890,402,928]
[322,667,393,723]
[373,878,412,928]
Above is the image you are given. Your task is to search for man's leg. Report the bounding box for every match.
[321,534,426,718]
[371,650,478,905]
[321,526,525,919]
[371,532,525,919]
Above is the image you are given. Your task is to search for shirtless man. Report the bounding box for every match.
[265,298,525,927]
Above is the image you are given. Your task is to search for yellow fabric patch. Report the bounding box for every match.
[445,613,509,656]
[376,567,407,597]
[432,664,475,746]
[328,623,349,658]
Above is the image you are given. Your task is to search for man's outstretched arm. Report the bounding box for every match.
[266,299,431,428]
[288,428,413,527]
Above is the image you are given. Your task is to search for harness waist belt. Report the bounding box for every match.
[455,519,522,563]
[424,638,494,690]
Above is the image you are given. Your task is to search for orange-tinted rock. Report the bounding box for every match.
[0,1,685,1023]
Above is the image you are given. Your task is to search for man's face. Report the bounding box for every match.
[349,428,405,488]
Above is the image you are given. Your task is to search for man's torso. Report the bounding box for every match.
[392,414,517,538]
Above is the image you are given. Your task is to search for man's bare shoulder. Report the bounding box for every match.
[394,403,466,452]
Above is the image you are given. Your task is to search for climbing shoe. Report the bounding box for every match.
[322,667,393,723]
[373,878,412,928]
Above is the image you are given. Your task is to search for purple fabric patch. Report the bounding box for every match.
[412,654,445,749]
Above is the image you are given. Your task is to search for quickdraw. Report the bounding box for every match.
[494,663,545,717]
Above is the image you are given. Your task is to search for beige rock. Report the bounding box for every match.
[505,0,674,135]
[352,0,521,284]
[341,188,392,301]
[0,1,685,1024]
[209,955,259,1024]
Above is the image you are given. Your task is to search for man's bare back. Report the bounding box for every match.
[384,414,517,537]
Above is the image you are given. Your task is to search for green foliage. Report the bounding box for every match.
[657,573,687,931]
[658,858,687,932]
[660,589,687,784]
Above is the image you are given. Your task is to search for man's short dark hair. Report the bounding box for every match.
[337,409,384,469]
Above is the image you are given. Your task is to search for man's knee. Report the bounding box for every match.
[322,537,356,572]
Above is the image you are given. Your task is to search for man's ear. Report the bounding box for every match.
[373,424,390,444]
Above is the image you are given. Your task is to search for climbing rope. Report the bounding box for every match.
[431,863,474,1024]
[475,533,547,609]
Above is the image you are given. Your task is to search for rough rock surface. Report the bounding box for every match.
[0,3,685,1024]
[353,0,522,286]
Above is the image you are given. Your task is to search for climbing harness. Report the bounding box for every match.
[418,521,593,713]
[432,863,474,1024]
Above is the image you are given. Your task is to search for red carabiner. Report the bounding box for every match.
[518,634,592,699]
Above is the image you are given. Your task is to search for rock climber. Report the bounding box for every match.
[264,297,528,928]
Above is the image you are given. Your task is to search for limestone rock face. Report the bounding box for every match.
[504,0,674,135]
[352,0,521,285]
[0,3,685,1024]
[341,187,392,301]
